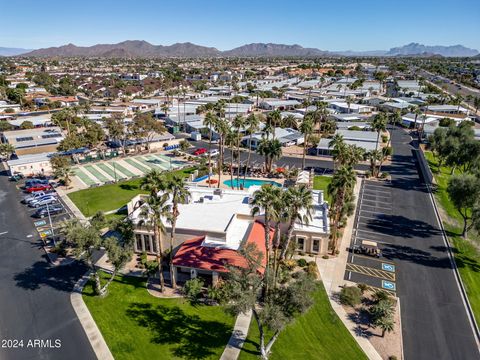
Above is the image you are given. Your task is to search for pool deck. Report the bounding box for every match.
[194,175,285,189]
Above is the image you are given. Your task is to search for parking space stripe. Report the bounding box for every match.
[346,263,395,281]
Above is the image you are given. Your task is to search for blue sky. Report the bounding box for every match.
[1,0,479,51]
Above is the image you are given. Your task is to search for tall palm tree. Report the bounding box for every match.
[225,129,238,189]
[413,107,422,131]
[203,111,218,187]
[257,138,282,173]
[279,185,314,261]
[266,110,281,139]
[378,111,400,175]
[282,114,298,130]
[162,173,190,289]
[327,166,356,254]
[329,134,346,169]
[139,193,171,293]
[299,114,314,169]
[214,118,230,188]
[372,112,387,158]
[232,115,246,189]
[244,113,261,181]
[251,185,282,295]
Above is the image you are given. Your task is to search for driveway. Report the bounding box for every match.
[0,172,96,360]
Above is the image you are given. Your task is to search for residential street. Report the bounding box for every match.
[384,126,479,359]
[0,172,96,360]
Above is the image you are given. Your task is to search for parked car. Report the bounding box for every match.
[9,173,24,182]
[24,178,49,188]
[193,148,207,156]
[22,191,48,204]
[32,204,64,218]
[206,149,219,157]
[25,184,52,193]
[29,195,58,208]
[352,240,381,258]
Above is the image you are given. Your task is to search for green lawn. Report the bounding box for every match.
[68,167,195,217]
[239,283,367,360]
[313,175,332,203]
[424,151,480,324]
[83,274,235,360]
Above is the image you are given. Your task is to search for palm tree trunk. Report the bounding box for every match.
[244,134,253,181]
[170,217,177,289]
[264,215,271,296]
[217,136,224,188]
[236,136,241,189]
[99,269,117,296]
[302,133,308,169]
[279,220,296,261]
[155,224,165,292]
[207,129,212,187]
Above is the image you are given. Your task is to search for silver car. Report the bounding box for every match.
[29,195,58,208]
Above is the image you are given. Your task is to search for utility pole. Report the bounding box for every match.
[46,203,55,246]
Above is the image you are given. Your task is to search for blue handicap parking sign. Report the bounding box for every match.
[382,280,396,291]
[382,263,395,272]
[34,220,47,227]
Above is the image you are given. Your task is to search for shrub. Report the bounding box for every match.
[305,263,319,279]
[373,289,390,302]
[380,172,389,179]
[389,356,398,360]
[282,259,297,270]
[297,258,308,267]
[322,255,329,259]
[381,135,388,143]
[339,286,362,307]
[382,146,393,156]
[348,126,361,131]
[183,277,204,303]
[439,118,454,127]
[369,299,395,323]
[357,283,369,294]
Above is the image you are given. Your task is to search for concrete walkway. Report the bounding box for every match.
[220,310,253,360]
[316,177,383,360]
[71,271,114,360]
[56,186,87,221]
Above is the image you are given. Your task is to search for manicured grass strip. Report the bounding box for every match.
[424,151,480,325]
[124,158,150,174]
[83,273,235,360]
[73,167,97,186]
[97,163,127,180]
[68,168,195,217]
[84,165,111,183]
[109,161,136,178]
[239,282,367,360]
[313,175,333,203]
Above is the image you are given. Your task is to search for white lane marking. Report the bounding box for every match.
[356,228,393,237]
[26,235,33,238]
[0,231,8,236]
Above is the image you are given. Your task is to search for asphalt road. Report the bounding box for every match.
[0,172,96,360]
[382,126,479,359]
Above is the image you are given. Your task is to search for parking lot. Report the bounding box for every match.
[14,178,72,242]
[345,179,398,295]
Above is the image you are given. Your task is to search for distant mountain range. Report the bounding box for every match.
[0,47,33,56]
[8,41,480,58]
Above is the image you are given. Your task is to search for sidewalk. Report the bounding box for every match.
[316,177,383,360]
[220,310,253,360]
[56,186,87,221]
[71,271,114,360]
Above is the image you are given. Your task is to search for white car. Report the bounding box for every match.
[29,195,58,208]
[206,149,220,157]
[22,191,47,204]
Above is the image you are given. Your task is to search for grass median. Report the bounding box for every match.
[425,151,480,324]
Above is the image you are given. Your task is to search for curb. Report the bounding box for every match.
[71,271,114,360]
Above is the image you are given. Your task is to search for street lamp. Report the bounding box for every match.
[46,203,55,246]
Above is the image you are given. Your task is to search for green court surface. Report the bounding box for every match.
[154,154,184,168]
[97,163,127,180]
[108,161,136,178]
[124,158,150,174]
[143,155,170,170]
[84,165,111,183]
[73,168,97,186]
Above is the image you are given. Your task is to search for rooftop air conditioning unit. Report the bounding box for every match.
[213,188,223,198]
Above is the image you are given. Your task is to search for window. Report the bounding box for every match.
[296,237,305,251]
[41,133,61,139]
[135,234,142,251]
[312,239,320,253]
[143,234,151,252]
[15,136,34,142]
[151,236,157,253]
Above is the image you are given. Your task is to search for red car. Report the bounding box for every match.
[26,184,52,193]
[193,148,207,156]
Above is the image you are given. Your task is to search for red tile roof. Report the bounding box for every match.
[172,221,271,273]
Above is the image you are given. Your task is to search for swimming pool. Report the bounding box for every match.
[223,178,282,189]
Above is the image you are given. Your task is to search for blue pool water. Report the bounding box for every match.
[223,178,282,189]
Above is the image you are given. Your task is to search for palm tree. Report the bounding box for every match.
[244,113,261,181]
[266,110,281,139]
[474,97,480,115]
[139,193,171,293]
[214,118,229,187]
[162,173,190,289]
[257,138,282,173]
[279,185,314,261]
[299,114,314,169]
[0,143,16,160]
[378,111,400,175]
[225,129,238,189]
[366,150,383,177]
[372,113,387,166]
[251,185,282,295]
[327,166,356,254]
[329,134,346,169]
[232,115,246,189]
[282,114,298,129]
[203,111,218,187]
[412,107,422,131]
[141,170,164,195]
